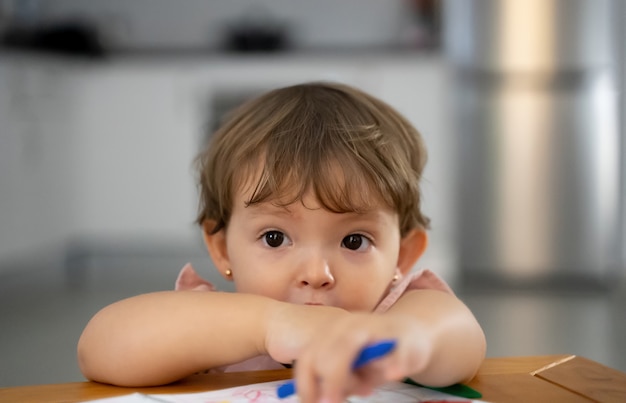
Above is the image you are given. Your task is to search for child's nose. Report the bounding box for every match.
[298,256,335,289]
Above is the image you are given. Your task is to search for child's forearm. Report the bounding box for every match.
[77,288,484,389]
[388,289,486,386]
[77,291,278,386]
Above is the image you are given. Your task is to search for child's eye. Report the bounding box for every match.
[341,234,371,251]
[262,230,290,248]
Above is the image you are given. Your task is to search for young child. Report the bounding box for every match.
[78,82,486,403]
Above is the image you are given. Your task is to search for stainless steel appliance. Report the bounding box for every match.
[443,0,623,288]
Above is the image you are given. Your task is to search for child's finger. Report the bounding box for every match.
[292,351,320,403]
[318,343,388,401]
[295,336,362,402]
[314,349,356,402]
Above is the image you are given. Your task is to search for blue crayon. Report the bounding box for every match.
[276,339,397,399]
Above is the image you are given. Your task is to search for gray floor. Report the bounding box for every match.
[1,256,625,388]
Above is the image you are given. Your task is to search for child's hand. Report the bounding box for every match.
[270,308,433,403]
[263,290,485,403]
[263,302,351,366]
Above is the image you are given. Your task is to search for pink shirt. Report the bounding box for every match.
[174,264,454,372]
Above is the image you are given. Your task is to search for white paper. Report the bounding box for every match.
[82,380,488,402]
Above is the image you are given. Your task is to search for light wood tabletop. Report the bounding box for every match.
[1,355,625,402]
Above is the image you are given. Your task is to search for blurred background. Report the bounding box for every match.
[1,0,625,387]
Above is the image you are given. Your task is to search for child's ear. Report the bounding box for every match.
[202,220,232,281]
[397,229,428,275]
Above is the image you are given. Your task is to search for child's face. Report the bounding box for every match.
[218,187,405,312]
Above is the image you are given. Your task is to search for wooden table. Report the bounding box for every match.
[1,355,625,402]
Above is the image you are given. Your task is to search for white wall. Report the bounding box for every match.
[0,52,459,283]
[0,58,75,266]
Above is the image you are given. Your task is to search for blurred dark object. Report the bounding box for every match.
[2,20,105,58]
[222,6,289,53]
[225,24,287,52]
[406,0,442,49]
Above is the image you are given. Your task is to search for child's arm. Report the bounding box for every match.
[286,289,486,403]
[77,290,345,386]
[78,288,484,399]
[387,289,486,385]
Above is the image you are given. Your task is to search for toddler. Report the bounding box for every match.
[78,82,486,403]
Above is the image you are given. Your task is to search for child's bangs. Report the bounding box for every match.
[243,145,396,215]
[309,155,394,214]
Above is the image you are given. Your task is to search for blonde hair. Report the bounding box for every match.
[195,82,430,236]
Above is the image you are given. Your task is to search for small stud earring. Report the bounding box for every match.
[393,273,400,282]
[225,269,232,277]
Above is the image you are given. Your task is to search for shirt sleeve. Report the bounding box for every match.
[175,263,217,291]
[374,269,455,314]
